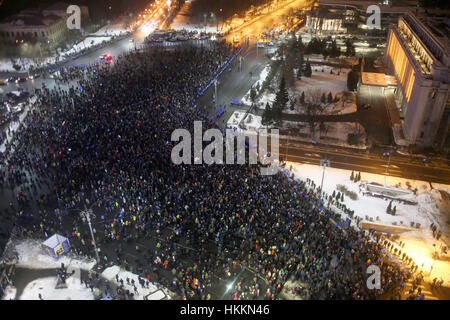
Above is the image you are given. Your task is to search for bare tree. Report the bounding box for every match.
[304,89,326,137]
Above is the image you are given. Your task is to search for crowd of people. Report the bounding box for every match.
[0,40,416,300]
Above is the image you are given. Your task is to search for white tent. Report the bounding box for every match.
[42,234,70,258]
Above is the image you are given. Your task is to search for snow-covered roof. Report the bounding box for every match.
[42,234,68,248]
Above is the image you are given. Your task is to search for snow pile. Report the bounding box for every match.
[242,113,263,132]
[1,287,17,300]
[19,277,94,300]
[102,266,171,300]
[65,37,112,55]
[227,110,247,129]
[2,239,96,271]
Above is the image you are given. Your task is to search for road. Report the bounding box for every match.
[274,138,450,184]
[225,0,313,45]
[195,45,270,125]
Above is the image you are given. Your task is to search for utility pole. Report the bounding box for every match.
[320,159,330,200]
[214,79,218,106]
[83,204,101,268]
[384,146,392,186]
[284,136,289,162]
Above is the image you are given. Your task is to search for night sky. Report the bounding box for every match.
[0,0,151,21]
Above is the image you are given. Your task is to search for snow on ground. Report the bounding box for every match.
[1,286,17,300]
[286,161,450,282]
[242,113,263,132]
[65,37,112,55]
[0,96,37,154]
[102,266,171,300]
[0,58,50,73]
[295,65,350,96]
[1,239,96,271]
[227,110,247,129]
[90,16,130,36]
[226,109,365,149]
[246,63,354,116]
[242,64,271,106]
[19,276,94,300]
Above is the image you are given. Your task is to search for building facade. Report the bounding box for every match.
[0,2,89,49]
[384,12,449,149]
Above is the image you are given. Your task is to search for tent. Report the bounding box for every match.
[42,234,70,258]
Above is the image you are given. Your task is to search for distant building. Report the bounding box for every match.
[306,10,347,34]
[309,0,416,33]
[0,2,89,49]
[384,12,450,149]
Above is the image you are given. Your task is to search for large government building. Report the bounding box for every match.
[384,12,449,150]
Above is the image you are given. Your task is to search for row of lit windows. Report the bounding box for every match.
[387,30,416,103]
[398,20,433,74]
[403,15,443,62]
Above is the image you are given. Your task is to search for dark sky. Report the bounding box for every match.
[0,0,151,21]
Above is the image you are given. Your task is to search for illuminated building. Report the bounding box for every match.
[313,0,415,33]
[384,12,449,149]
[306,10,346,34]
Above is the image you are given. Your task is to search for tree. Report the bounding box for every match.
[262,103,273,125]
[327,92,333,104]
[345,39,356,57]
[305,89,326,137]
[250,87,257,104]
[300,91,305,104]
[332,190,336,198]
[341,193,344,202]
[347,70,359,91]
[357,172,361,182]
[386,200,392,214]
[321,93,326,104]
[392,206,397,215]
[319,121,326,137]
[304,60,312,77]
[289,99,295,111]
[350,171,354,181]
[273,76,289,115]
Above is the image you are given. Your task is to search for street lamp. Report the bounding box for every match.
[214,79,219,106]
[319,159,330,200]
[72,197,114,269]
[384,146,392,186]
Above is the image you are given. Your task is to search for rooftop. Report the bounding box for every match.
[361,72,398,87]
[318,0,416,13]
